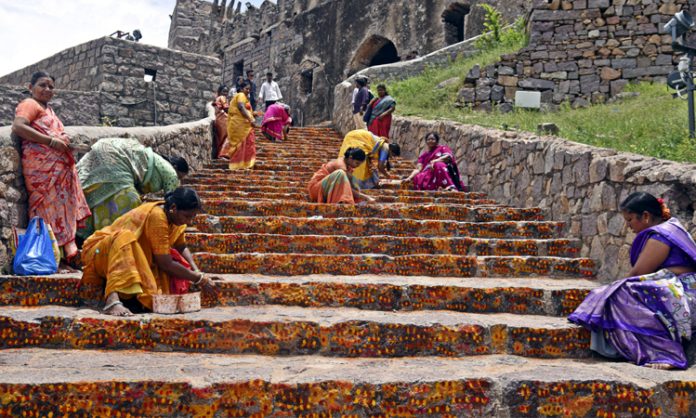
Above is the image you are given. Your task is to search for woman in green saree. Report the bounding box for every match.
[76,137,189,240]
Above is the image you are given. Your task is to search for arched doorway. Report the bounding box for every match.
[442,3,471,45]
[347,35,400,76]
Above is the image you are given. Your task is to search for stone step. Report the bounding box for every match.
[193,253,595,278]
[193,183,486,199]
[0,348,688,417]
[0,274,594,316]
[187,177,404,190]
[188,233,582,258]
[196,165,416,175]
[193,216,565,238]
[187,171,411,183]
[0,273,598,316]
[196,190,495,205]
[0,305,589,358]
[204,157,417,169]
[202,200,538,222]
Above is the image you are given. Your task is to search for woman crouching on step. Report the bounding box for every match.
[79,187,218,316]
[308,147,377,204]
[569,192,696,370]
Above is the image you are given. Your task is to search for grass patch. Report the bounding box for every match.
[388,45,696,163]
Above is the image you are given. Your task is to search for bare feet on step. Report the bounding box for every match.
[646,363,676,370]
[102,292,133,317]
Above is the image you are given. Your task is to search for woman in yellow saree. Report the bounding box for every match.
[337,129,401,189]
[223,81,257,170]
[79,187,216,316]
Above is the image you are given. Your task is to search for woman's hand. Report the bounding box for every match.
[49,136,70,153]
[196,273,221,297]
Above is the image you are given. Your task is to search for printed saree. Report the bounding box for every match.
[213,95,229,158]
[80,201,186,310]
[568,218,696,369]
[308,159,358,204]
[15,99,91,256]
[366,95,395,138]
[412,144,465,191]
[225,92,256,170]
[76,138,179,239]
[337,130,387,189]
[261,103,291,141]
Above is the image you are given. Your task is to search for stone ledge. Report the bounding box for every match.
[0,349,694,416]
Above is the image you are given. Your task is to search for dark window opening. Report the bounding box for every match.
[442,3,470,45]
[233,60,244,81]
[144,68,157,82]
[301,69,314,94]
[369,42,400,67]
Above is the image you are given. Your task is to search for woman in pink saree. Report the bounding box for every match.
[402,132,466,191]
[261,103,292,142]
[11,71,91,266]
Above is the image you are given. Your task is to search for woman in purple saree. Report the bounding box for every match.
[401,132,466,191]
[569,192,696,369]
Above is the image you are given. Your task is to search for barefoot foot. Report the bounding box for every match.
[102,301,133,316]
[646,363,676,370]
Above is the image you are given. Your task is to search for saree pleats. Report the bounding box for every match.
[226,93,256,170]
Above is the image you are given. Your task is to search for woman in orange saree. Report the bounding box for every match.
[308,148,376,204]
[213,85,230,158]
[11,71,91,266]
[224,81,257,170]
[80,188,217,316]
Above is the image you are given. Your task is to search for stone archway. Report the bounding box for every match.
[442,3,471,45]
[347,35,400,76]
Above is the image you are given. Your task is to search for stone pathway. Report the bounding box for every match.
[1,127,696,416]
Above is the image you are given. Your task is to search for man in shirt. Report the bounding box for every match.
[352,77,369,130]
[245,70,258,111]
[259,72,283,110]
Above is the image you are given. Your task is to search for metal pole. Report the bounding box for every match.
[689,54,695,138]
[153,81,158,126]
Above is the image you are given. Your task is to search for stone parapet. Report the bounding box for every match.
[0,37,221,128]
[0,118,214,271]
[0,85,101,127]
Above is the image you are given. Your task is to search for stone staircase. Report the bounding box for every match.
[1,127,696,416]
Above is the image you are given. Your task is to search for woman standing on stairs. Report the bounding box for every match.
[79,187,217,316]
[337,129,401,189]
[213,84,230,158]
[365,84,396,138]
[224,81,258,170]
[401,132,466,192]
[308,147,376,204]
[11,71,91,269]
[569,192,696,370]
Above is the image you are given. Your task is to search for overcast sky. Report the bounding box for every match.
[0,0,270,78]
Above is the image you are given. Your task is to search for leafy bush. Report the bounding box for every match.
[475,4,528,51]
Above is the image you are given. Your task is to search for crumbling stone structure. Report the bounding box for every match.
[456,0,693,110]
[0,37,221,127]
[168,0,532,125]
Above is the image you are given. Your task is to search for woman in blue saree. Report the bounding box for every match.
[364,84,396,138]
[569,192,696,369]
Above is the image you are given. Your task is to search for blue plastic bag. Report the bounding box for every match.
[12,217,58,276]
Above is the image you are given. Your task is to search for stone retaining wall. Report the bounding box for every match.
[456,0,692,110]
[0,37,221,127]
[0,85,101,127]
[333,80,696,282]
[0,118,214,271]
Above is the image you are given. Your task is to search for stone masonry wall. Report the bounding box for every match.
[0,118,215,272]
[0,37,222,127]
[0,85,101,127]
[334,79,696,283]
[456,0,693,110]
[169,0,531,125]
